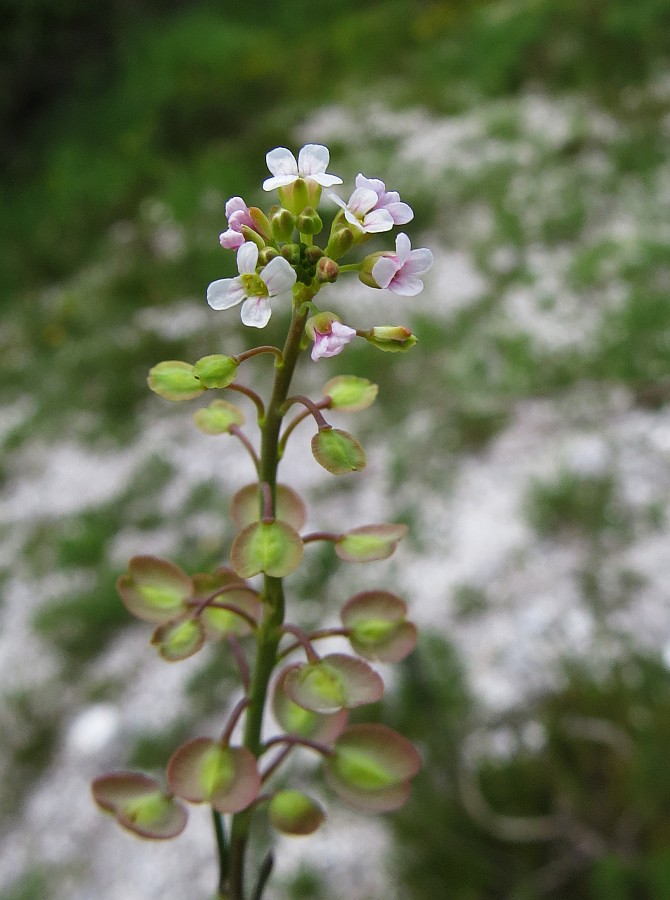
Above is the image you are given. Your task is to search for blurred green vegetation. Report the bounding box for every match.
[388,638,670,899]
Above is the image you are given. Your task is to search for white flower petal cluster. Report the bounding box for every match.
[207,243,296,328]
[263,144,343,192]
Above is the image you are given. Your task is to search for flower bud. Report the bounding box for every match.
[280,243,302,265]
[304,245,324,264]
[365,326,418,352]
[258,247,279,266]
[240,225,265,250]
[316,256,339,283]
[295,206,323,236]
[358,252,384,288]
[248,207,271,241]
[279,177,309,216]
[270,206,295,243]
[326,227,354,260]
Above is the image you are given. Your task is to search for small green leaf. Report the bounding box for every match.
[323,376,378,412]
[193,399,245,435]
[167,738,260,814]
[92,772,187,840]
[283,654,384,714]
[231,521,304,578]
[311,428,366,475]
[273,669,348,742]
[336,524,408,563]
[193,354,239,388]
[151,617,205,661]
[117,556,193,623]
[341,591,417,662]
[269,790,325,836]
[147,361,205,401]
[323,724,421,813]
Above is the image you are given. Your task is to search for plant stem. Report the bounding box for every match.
[222,294,312,899]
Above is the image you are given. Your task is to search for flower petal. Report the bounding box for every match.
[361,208,394,233]
[241,295,272,328]
[262,174,298,191]
[219,229,245,250]
[371,257,398,289]
[385,201,414,224]
[404,248,434,276]
[237,242,259,275]
[388,274,424,296]
[225,196,248,217]
[261,256,297,296]
[298,144,330,175]
[266,147,298,178]
[394,233,412,264]
[355,173,385,194]
[207,278,245,310]
[348,187,378,216]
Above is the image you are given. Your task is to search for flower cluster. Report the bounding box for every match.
[95,143,430,900]
[208,143,433,359]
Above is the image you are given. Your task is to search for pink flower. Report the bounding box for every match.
[309,318,357,361]
[207,243,296,328]
[327,187,394,235]
[371,233,433,296]
[355,174,414,225]
[219,197,257,250]
[263,144,342,192]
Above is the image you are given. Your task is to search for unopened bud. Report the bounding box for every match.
[304,245,324,264]
[296,206,323,236]
[258,246,279,266]
[280,243,301,265]
[326,227,354,260]
[316,256,339,283]
[248,207,271,241]
[270,206,295,243]
[366,326,418,352]
[358,252,384,288]
[278,177,309,216]
[240,225,265,250]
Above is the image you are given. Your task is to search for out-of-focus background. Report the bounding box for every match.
[3,1,670,897]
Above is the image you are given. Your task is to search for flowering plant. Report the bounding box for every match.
[93,143,432,899]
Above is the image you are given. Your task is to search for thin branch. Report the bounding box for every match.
[230,425,260,474]
[279,626,350,660]
[227,633,251,691]
[281,394,329,429]
[221,697,251,747]
[301,530,340,545]
[278,398,330,456]
[261,733,334,758]
[281,623,320,663]
[227,382,266,421]
[236,346,283,365]
[260,744,294,783]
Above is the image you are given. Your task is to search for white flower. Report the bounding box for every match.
[327,187,395,234]
[262,144,343,192]
[207,243,296,328]
[371,233,433,296]
[355,174,414,225]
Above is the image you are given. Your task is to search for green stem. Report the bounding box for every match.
[223,292,312,899]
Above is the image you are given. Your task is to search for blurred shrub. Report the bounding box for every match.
[388,638,670,899]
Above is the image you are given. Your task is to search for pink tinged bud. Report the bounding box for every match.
[219,196,262,249]
[315,256,339,283]
[371,232,433,296]
[306,312,356,361]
